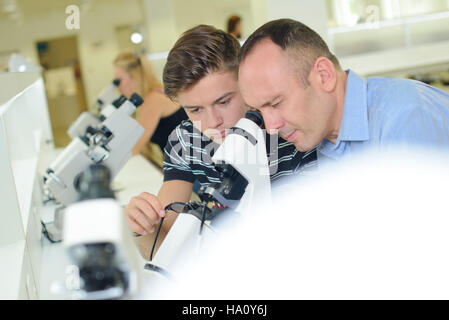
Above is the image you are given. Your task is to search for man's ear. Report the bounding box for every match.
[312,57,337,92]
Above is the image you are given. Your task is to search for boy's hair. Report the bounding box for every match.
[163,25,241,100]
[239,19,341,87]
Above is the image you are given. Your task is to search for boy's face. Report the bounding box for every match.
[176,70,247,144]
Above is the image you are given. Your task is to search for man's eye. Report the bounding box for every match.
[272,102,280,108]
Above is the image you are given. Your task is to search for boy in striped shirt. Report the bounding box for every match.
[124,25,317,259]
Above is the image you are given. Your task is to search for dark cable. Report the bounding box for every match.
[40,221,61,244]
[149,217,165,262]
[199,204,207,236]
[148,201,212,262]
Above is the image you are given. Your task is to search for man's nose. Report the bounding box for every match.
[262,109,283,135]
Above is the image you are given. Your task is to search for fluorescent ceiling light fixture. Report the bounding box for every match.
[130,32,143,44]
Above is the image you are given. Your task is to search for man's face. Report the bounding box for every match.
[176,70,247,144]
[239,40,334,152]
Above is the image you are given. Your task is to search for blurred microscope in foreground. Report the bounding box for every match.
[62,164,141,299]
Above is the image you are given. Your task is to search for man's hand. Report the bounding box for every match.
[124,192,166,235]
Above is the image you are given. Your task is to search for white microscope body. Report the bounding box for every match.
[148,111,272,275]
[43,93,144,207]
[206,116,272,214]
[67,80,122,139]
[95,79,121,110]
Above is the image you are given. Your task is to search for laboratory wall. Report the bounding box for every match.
[0,0,144,108]
[1,0,449,146]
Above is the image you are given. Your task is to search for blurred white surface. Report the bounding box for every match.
[146,147,449,299]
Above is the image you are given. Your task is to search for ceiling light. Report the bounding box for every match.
[130,32,143,44]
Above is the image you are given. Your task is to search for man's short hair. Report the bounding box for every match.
[163,24,241,100]
[239,19,341,87]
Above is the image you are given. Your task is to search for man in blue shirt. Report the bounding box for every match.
[238,19,449,166]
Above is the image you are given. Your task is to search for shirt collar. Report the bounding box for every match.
[337,69,370,143]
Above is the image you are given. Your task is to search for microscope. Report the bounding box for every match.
[146,110,272,274]
[63,164,141,300]
[42,93,144,241]
[53,110,272,299]
[95,79,121,111]
[200,110,272,214]
[67,79,122,139]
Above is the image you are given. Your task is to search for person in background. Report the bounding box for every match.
[226,14,242,40]
[113,52,187,166]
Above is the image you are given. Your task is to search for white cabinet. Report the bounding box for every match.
[0,72,53,299]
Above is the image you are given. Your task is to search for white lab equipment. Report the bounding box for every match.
[43,93,144,207]
[146,111,272,277]
[67,80,122,139]
[62,164,141,300]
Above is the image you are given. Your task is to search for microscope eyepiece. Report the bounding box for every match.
[245,110,264,128]
[129,93,144,108]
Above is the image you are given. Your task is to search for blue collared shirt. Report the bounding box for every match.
[317,70,449,165]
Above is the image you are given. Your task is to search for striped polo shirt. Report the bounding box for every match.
[163,120,317,186]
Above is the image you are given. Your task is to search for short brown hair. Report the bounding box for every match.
[239,19,341,87]
[163,25,241,100]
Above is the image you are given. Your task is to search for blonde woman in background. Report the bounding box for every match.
[113,52,187,165]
